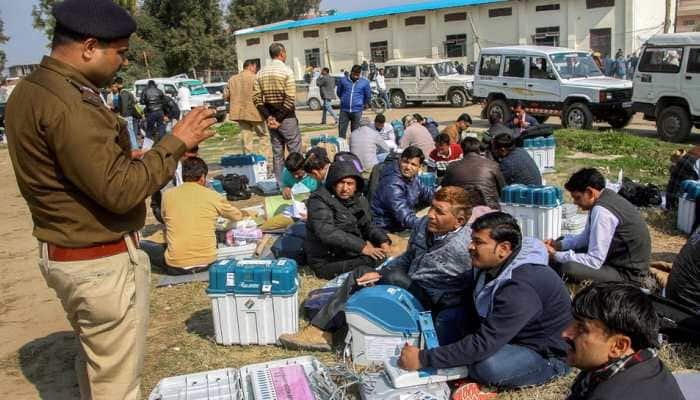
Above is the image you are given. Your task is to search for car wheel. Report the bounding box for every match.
[563,103,593,130]
[534,115,549,124]
[486,98,512,122]
[308,98,322,111]
[449,90,467,107]
[657,106,691,143]
[391,91,407,108]
[607,112,633,130]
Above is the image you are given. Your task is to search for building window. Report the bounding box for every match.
[534,26,560,47]
[336,26,352,33]
[370,41,389,63]
[590,28,612,57]
[369,19,388,30]
[445,12,467,22]
[273,33,289,41]
[405,16,426,26]
[479,55,502,76]
[246,38,260,46]
[304,48,321,68]
[536,4,560,12]
[639,47,683,74]
[303,30,319,38]
[400,65,417,78]
[445,34,467,58]
[687,49,700,74]
[684,19,696,26]
[586,0,614,9]
[489,7,512,18]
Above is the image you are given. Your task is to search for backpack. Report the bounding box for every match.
[271,221,307,264]
[618,178,662,207]
[216,173,251,201]
[649,293,700,345]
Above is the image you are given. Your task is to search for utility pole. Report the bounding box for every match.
[467,12,481,54]
[325,37,333,73]
[664,0,672,33]
[143,51,151,78]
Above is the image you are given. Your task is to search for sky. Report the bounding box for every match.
[0,0,425,69]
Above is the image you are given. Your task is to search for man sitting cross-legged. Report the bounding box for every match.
[398,212,572,389]
[280,186,477,351]
[563,282,685,400]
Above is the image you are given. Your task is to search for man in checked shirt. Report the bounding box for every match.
[253,43,302,184]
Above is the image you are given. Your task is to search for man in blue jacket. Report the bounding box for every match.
[399,212,571,389]
[337,64,371,139]
[371,146,434,232]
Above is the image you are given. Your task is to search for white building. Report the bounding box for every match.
[234,0,675,80]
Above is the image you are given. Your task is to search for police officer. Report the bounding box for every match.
[4,1,216,398]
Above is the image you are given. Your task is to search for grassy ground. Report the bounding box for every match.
[138,125,699,399]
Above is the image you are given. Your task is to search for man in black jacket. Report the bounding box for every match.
[140,80,166,141]
[492,133,542,186]
[304,159,391,280]
[317,68,338,125]
[563,283,685,400]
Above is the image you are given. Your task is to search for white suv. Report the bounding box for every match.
[632,32,700,142]
[382,58,474,108]
[134,75,227,120]
[474,46,634,129]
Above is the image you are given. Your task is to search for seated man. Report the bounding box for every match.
[442,137,505,209]
[413,113,440,139]
[482,112,515,145]
[348,118,391,173]
[399,114,435,158]
[305,159,391,280]
[667,226,700,312]
[428,133,463,178]
[507,101,539,132]
[371,146,434,232]
[280,152,319,200]
[441,113,473,144]
[303,146,332,183]
[280,186,475,351]
[151,145,199,223]
[563,283,685,400]
[491,133,542,186]
[399,212,572,388]
[666,145,700,210]
[142,157,244,274]
[545,168,652,284]
[372,113,397,152]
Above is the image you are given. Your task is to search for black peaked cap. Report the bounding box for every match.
[52,0,137,40]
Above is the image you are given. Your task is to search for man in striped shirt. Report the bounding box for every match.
[253,43,302,183]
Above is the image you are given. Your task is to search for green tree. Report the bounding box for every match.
[32,0,138,41]
[226,0,320,34]
[0,14,9,77]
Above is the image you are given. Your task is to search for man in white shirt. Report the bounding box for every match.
[349,118,391,172]
[372,114,396,151]
[375,68,391,109]
[177,85,192,117]
[544,168,651,284]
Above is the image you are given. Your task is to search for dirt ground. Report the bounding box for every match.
[0,105,696,399]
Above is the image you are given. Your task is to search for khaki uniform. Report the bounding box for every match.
[224,70,270,159]
[6,56,186,399]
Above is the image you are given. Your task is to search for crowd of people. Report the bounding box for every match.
[592,48,640,80]
[2,2,696,398]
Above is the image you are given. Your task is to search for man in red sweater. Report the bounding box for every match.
[428,133,463,177]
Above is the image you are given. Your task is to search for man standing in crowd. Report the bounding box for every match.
[375,67,391,109]
[491,133,542,186]
[4,0,216,397]
[177,84,191,118]
[545,168,652,284]
[441,113,472,145]
[316,67,339,125]
[349,118,391,173]
[253,43,302,183]
[115,76,141,156]
[337,64,371,139]
[399,212,571,389]
[141,79,167,142]
[226,59,268,158]
[563,283,685,400]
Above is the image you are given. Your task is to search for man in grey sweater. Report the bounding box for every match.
[349,118,391,172]
[317,67,338,125]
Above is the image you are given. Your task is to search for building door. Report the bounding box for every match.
[590,28,612,57]
[370,41,389,63]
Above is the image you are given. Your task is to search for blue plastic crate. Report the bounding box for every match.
[220,154,266,167]
[681,180,700,200]
[501,184,563,207]
[207,258,297,296]
[418,172,437,190]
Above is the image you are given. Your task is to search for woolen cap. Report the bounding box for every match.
[52,0,137,40]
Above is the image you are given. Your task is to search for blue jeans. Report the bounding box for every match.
[321,99,338,124]
[339,111,362,139]
[146,110,166,142]
[470,345,569,388]
[434,306,470,345]
[380,90,391,109]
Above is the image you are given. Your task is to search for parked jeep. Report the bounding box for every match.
[383,58,473,108]
[474,46,633,129]
[134,75,227,121]
[632,32,700,142]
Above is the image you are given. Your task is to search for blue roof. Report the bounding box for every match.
[234,0,508,36]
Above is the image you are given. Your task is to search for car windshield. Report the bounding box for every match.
[206,85,225,95]
[434,62,457,76]
[549,52,603,79]
[181,81,208,95]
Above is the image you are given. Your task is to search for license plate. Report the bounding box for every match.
[217,105,226,111]
[622,101,633,108]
